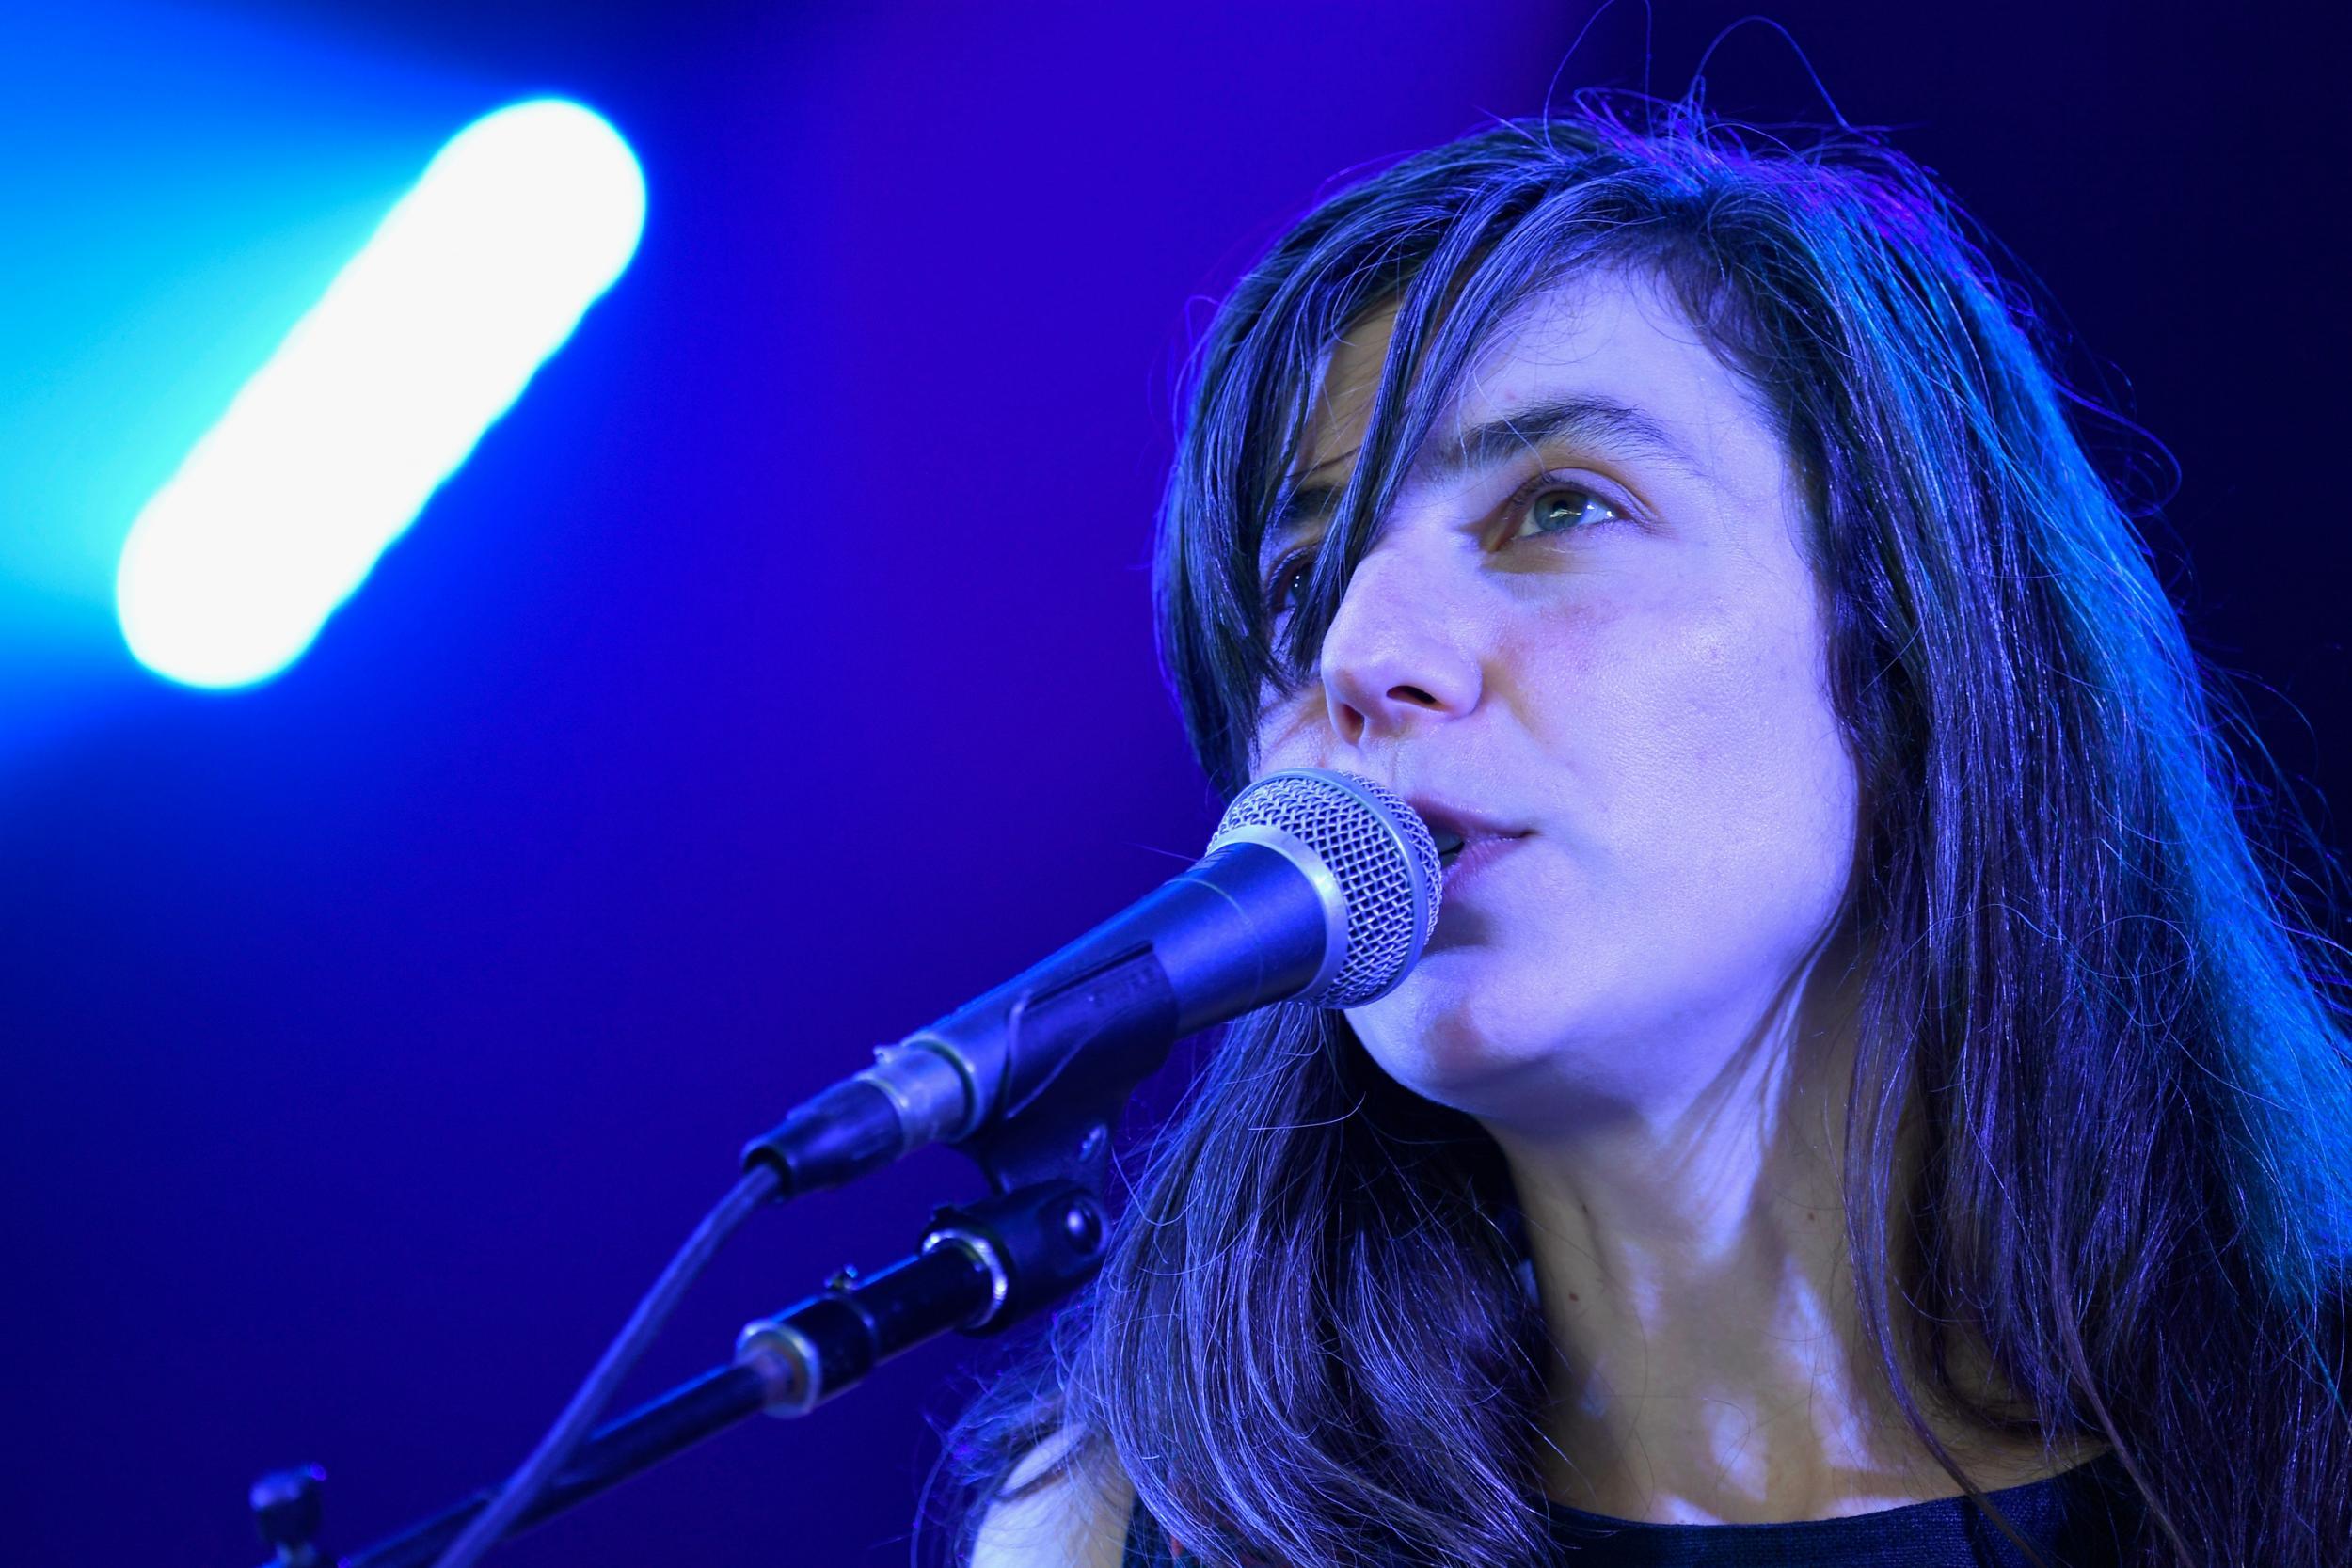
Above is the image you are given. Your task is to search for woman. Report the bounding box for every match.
[946,103,2352,1566]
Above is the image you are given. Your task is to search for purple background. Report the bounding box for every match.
[3,3,2344,1563]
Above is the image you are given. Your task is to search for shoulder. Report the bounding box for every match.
[969,1428,1137,1568]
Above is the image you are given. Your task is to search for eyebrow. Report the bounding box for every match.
[1259,392,1695,571]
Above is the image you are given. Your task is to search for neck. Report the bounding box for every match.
[1489,931,2089,1523]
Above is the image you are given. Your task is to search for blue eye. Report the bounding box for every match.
[1507,476,1624,539]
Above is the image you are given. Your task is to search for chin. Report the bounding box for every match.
[1350,969,1595,1115]
[1347,943,1692,1134]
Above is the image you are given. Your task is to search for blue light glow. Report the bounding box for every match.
[115,98,645,689]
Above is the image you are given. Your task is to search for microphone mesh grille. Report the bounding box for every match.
[1211,769,1441,1006]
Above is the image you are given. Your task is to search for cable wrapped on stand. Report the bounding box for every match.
[421,1164,782,1568]
[280,1180,1108,1568]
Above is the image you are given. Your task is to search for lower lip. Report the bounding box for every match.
[1438,833,1527,895]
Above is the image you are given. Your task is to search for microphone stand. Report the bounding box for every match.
[253,1099,1124,1568]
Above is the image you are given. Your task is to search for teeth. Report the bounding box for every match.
[1432,829,1466,860]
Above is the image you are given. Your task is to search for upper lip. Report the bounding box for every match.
[1401,792,1529,854]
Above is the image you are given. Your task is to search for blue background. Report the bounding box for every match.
[3,2,2344,1563]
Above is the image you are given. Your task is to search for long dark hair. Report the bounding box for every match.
[938,101,2352,1567]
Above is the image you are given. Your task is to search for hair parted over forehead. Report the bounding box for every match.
[943,100,2352,1568]
[1158,103,2080,800]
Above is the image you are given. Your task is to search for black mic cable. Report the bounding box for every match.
[424,768,1439,1567]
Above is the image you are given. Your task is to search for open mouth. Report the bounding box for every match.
[1405,793,1528,881]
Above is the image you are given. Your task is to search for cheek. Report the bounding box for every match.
[1678,605,1846,820]
[1250,692,1320,775]
[1520,583,1855,923]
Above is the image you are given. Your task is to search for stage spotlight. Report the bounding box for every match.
[115,98,645,690]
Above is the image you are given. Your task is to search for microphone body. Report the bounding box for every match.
[743,769,1439,1197]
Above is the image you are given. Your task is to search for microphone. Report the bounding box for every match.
[742,768,1442,1197]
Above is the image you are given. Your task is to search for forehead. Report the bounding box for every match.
[1293,267,1775,493]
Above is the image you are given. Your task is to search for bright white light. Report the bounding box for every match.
[116,98,645,689]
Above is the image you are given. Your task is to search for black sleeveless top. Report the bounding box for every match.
[1125,1452,2137,1566]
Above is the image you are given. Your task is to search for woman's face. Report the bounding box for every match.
[1249,268,1859,1134]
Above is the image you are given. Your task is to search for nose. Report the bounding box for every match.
[1316,538,1484,748]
